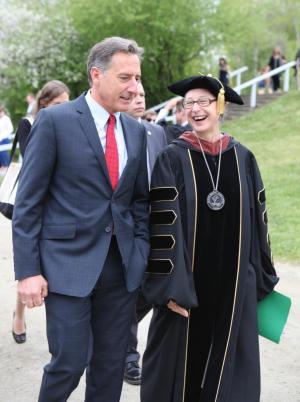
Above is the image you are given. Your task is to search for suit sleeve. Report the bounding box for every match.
[130,126,150,266]
[249,154,279,300]
[142,148,198,308]
[12,109,57,280]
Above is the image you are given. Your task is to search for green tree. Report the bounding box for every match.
[67,0,217,106]
[0,0,80,122]
[213,0,299,79]
[266,0,300,55]
[213,0,274,75]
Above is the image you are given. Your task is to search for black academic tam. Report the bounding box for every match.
[141,137,278,402]
[168,75,244,105]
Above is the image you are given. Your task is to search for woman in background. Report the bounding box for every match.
[218,57,230,86]
[268,47,284,92]
[0,105,14,174]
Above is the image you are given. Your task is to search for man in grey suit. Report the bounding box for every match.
[13,37,149,402]
[124,82,167,385]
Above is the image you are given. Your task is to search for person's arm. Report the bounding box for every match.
[154,97,182,124]
[12,109,56,306]
[130,126,150,265]
[16,118,32,157]
[142,148,198,311]
[249,153,279,300]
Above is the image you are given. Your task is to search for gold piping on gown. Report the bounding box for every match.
[181,149,198,402]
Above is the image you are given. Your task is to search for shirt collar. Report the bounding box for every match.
[85,90,121,130]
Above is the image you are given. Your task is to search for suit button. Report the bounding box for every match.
[105,226,111,233]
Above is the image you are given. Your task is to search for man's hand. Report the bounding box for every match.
[167,300,189,317]
[17,275,48,308]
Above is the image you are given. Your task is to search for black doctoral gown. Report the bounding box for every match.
[141,137,279,402]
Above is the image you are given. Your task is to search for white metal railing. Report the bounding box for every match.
[149,65,249,115]
[234,61,296,107]
[229,66,248,87]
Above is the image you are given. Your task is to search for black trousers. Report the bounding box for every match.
[271,74,281,91]
[39,237,137,402]
[126,291,152,363]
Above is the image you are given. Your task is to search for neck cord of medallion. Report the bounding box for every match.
[192,132,225,211]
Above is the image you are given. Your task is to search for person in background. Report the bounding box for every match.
[18,81,70,158]
[0,105,13,174]
[141,74,278,402]
[25,92,36,118]
[12,80,70,344]
[295,47,300,90]
[268,47,284,92]
[258,66,271,95]
[125,82,167,385]
[143,110,157,123]
[155,97,191,143]
[218,57,230,86]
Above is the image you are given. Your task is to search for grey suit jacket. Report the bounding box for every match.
[12,93,150,296]
[141,120,167,176]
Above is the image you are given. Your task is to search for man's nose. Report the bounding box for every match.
[128,78,139,93]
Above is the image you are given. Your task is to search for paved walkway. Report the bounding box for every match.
[0,215,299,401]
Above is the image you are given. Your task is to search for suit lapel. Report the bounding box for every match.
[74,97,141,192]
[75,94,111,185]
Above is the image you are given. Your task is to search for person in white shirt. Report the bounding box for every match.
[0,105,13,170]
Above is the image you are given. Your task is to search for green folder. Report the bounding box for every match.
[257,290,291,344]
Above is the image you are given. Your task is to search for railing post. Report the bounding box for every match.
[283,69,290,92]
[236,72,241,89]
[250,84,257,108]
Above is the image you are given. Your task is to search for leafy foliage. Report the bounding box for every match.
[0,0,80,122]
[1,0,299,122]
[66,0,217,106]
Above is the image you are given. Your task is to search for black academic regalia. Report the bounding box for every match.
[141,138,278,402]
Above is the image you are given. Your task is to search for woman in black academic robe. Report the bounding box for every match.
[141,75,278,402]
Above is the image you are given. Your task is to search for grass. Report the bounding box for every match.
[222,90,300,263]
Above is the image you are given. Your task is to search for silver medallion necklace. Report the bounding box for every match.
[193,133,225,211]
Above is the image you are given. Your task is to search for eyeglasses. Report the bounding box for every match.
[183,98,217,109]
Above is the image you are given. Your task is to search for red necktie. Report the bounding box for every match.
[105,114,119,191]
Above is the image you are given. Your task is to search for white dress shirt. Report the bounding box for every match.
[137,117,151,184]
[85,91,128,178]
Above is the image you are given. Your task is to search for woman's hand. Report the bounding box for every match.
[167,300,189,317]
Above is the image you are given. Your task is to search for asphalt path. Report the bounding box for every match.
[0,215,299,401]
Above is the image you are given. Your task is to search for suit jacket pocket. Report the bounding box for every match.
[40,224,76,239]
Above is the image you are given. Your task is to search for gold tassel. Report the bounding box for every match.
[216,88,225,116]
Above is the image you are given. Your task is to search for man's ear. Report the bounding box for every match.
[90,67,103,84]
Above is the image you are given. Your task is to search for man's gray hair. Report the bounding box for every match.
[87,36,144,86]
